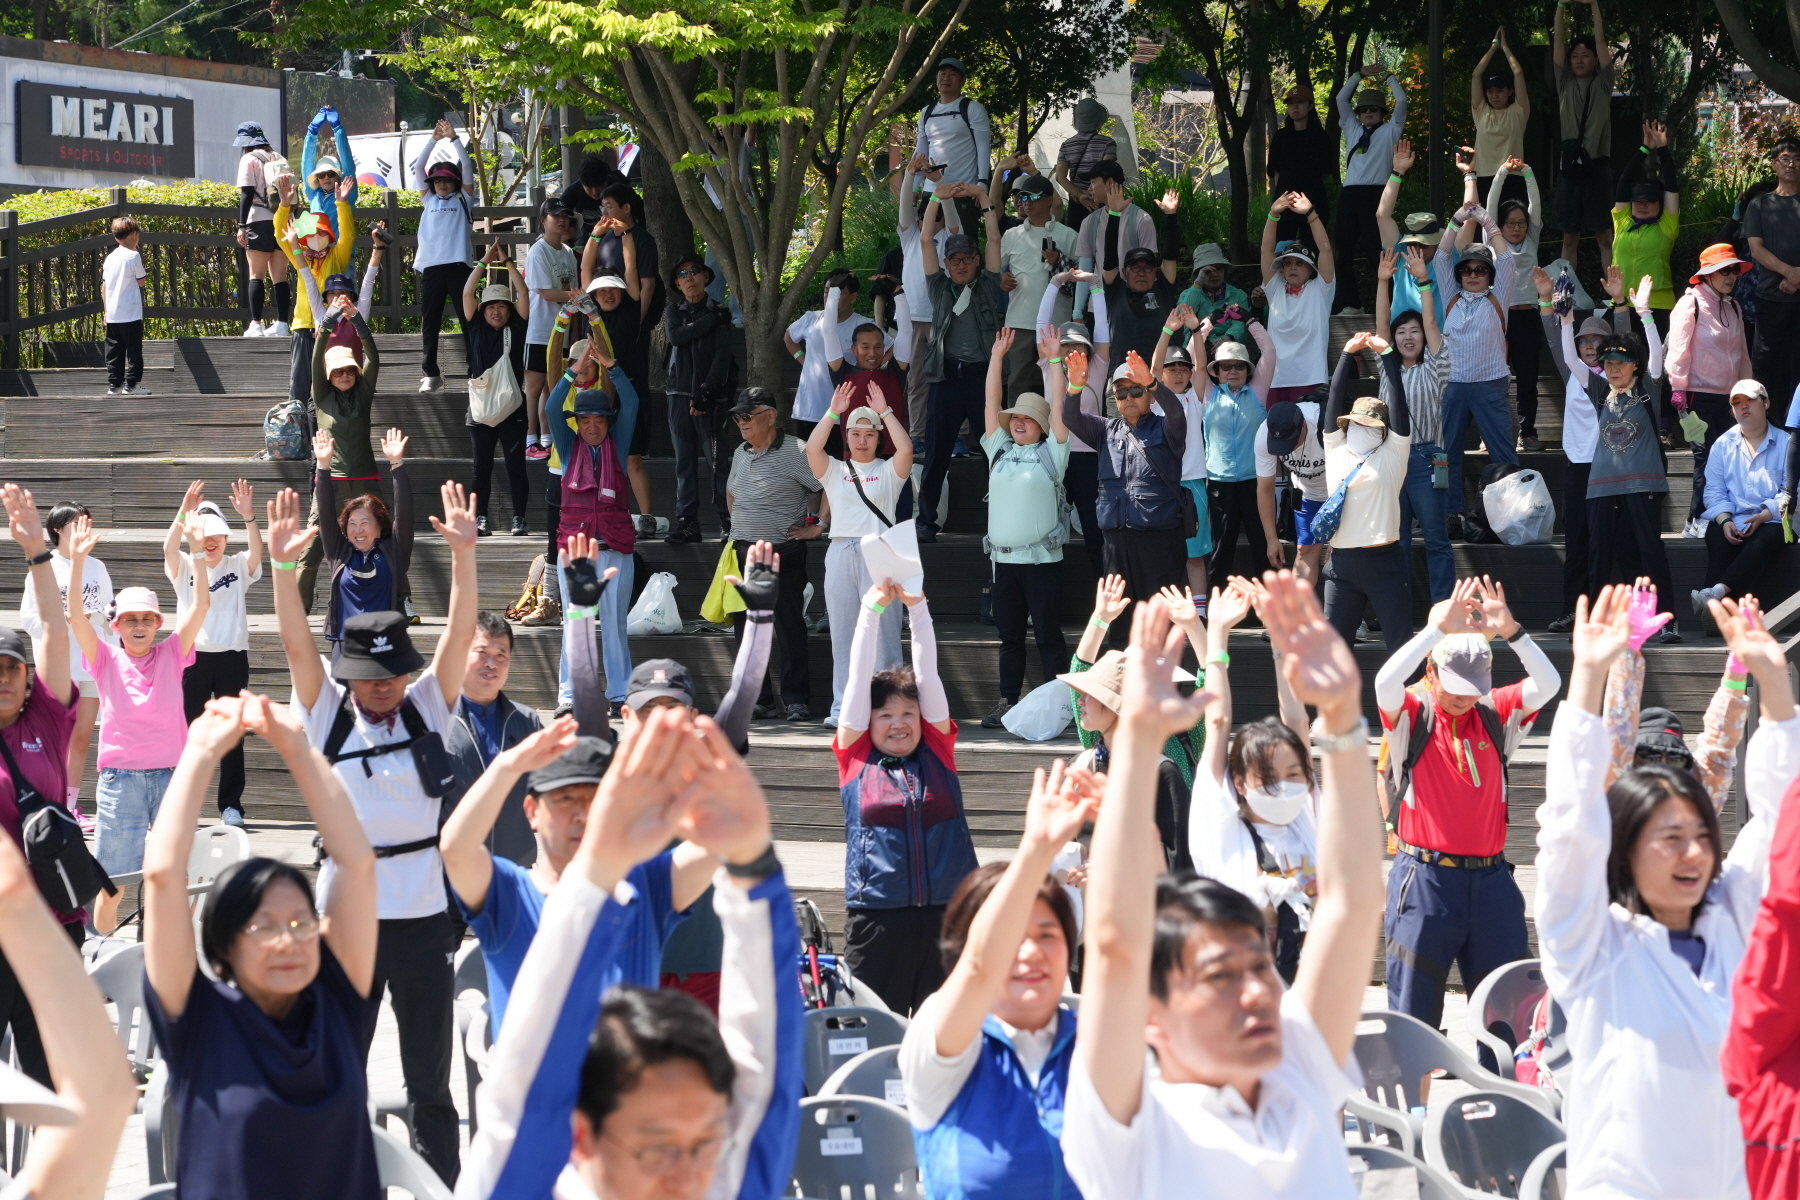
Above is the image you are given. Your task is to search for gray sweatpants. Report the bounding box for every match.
[826,538,903,722]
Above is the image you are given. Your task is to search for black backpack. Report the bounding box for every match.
[0,736,115,913]
[1383,687,1514,816]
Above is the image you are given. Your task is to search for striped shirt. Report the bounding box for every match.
[726,433,823,542]
[1379,347,1450,446]
[1057,132,1118,186]
[1432,240,1516,383]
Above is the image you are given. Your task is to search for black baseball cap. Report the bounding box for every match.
[526,735,614,795]
[1012,174,1053,202]
[942,234,978,260]
[1264,401,1307,456]
[729,387,778,415]
[626,659,696,710]
[1629,180,1662,204]
[1123,246,1160,268]
[0,629,26,665]
[539,197,571,222]
[333,612,426,680]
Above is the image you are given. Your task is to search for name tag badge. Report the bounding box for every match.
[820,1134,864,1157]
[601,488,616,498]
[828,1036,869,1056]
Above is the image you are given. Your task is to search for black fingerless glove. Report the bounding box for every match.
[734,560,779,612]
[566,556,609,608]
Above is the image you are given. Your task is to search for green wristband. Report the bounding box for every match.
[1089,616,1110,631]
[272,560,298,571]
[1048,356,1063,364]
[565,603,599,621]
[865,599,888,614]
[1207,650,1231,667]
[1724,678,1749,692]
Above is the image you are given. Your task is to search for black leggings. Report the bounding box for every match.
[1207,478,1268,582]
[1507,307,1545,440]
[182,649,251,814]
[992,560,1067,702]
[1705,519,1786,597]
[469,407,529,523]
[1588,491,1676,614]
[417,263,468,379]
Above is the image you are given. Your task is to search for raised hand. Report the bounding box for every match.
[1021,759,1098,854]
[1630,274,1655,311]
[1625,577,1672,650]
[1,484,46,555]
[497,715,581,776]
[1392,139,1415,175]
[1602,263,1624,301]
[67,514,99,559]
[429,481,480,550]
[1269,191,1293,215]
[559,532,619,609]
[179,479,207,518]
[1377,248,1399,281]
[1118,597,1212,741]
[676,716,773,865]
[239,691,311,759]
[381,428,408,465]
[1467,574,1520,639]
[1343,330,1373,354]
[1123,350,1153,386]
[1288,191,1314,217]
[1092,574,1132,624]
[1572,585,1633,670]
[1208,580,1254,631]
[1065,348,1089,391]
[1156,584,1201,632]
[313,429,335,468]
[583,706,699,881]
[1403,245,1432,280]
[1037,322,1062,365]
[1428,576,1480,634]
[994,327,1016,356]
[1157,188,1180,215]
[188,696,249,761]
[725,539,780,611]
[1503,155,1527,174]
[1363,333,1391,353]
[1531,265,1554,301]
[1454,145,1476,175]
[829,381,855,417]
[1643,120,1668,151]
[263,489,317,564]
[229,479,255,519]
[1711,595,1785,682]
[1259,570,1359,718]
[336,175,355,203]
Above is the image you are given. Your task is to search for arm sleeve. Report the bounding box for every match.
[239,186,255,225]
[837,599,886,734]
[893,300,915,367]
[334,125,356,207]
[1375,624,1444,714]
[908,600,950,724]
[820,295,844,365]
[1535,706,1621,999]
[456,877,638,1199]
[1322,351,1357,429]
[1035,277,1062,333]
[1155,381,1187,456]
[311,318,331,401]
[1335,74,1358,127]
[1615,146,1646,202]
[411,136,434,191]
[1248,319,1277,397]
[1159,212,1181,263]
[972,102,992,184]
[1388,75,1407,125]
[1642,314,1666,381]
[713,613,772,754]
[1694,681,1751,812]
[1725,770,1800,1094]
[1062,390,1106,450]
[1600,649,1646,789]
[609,366,642,475]
[354,313,379,394]
[707,871,806,1200]
[357,256,379,321]
[1656,146,1679,194]
[1088,286,1110,345]
[298,266,325,335]
[389,462,414,581]
[1378,350,1410,437]
[1719,714,1800,921]
[1508,633,1562,713]
[1551,315,1577,385]
[547,370,577,464]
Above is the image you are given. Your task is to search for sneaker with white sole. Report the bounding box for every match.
[243,320,266,337]
[266,321,291,337]
[221,808,245,827]
[1682,518,1708,539]
[122,385,152,396]
[1691,584,1727,614]
[419,375,445,393]
[105,385,121,395]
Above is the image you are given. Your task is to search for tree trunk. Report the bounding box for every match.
[638,137,694,279]
[1714,0,1800,102]
[743,309,789,395]
[1217,103,1252,259]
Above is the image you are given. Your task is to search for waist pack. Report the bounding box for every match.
[0,736,114,913]
[263,399,308,460]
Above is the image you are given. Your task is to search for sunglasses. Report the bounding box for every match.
[1356,106,1385,115]
[1634,748,1694,769]
[1113,384,1148,399]
[675,267,704,279]
[732,410,771,423]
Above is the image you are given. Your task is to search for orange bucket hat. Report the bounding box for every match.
[1691,242,1748,285]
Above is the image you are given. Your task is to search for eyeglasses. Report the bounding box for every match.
[1634,748,1694,769]
[605,1132,731,1175]
[731,410,769,423]
[241,916,321,946]
[1777,155,1800,166]
[1114,384,1148,399]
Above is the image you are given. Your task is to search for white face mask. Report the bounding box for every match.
[1245,780,1310,825]
[1346,424,1386,456]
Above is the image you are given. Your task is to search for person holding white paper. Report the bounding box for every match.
[805,380,913,726]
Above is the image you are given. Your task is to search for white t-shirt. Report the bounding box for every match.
[18,553,116,685]
[1000,220,1079,331]
[414,190,473,272]
[899,989,1068,1128]
[1322,427,1412,548]
[524,237,578,345]
[1254,401,1328,501]
[1154,389,1207,481]
[788,310,890,423]
[169,550,261,654]
[1061,990,1360,1200]
[303,667,455,920]
[102,246,146,324]
[821,455,906,540]
[1564,372,1599,464]
[1263,275,1334,390]
[235,150,276,222]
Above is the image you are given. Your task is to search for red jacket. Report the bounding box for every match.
[1725,771,1800,1199]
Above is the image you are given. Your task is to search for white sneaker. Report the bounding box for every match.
[266,321,291,337]
[419,375,445,393]
[221,808,245,827]
[122,385,152,396]
[1339,306,1368,317]
[243,320,265,337]
[1682,518,1708,539]
[634,514,657,536]
[1692,584,1726,615]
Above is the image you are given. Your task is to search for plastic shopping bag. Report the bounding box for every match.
[1483,469,1556,546]
[626,572,682,635]
[699,542,745,624]
[1002,677,1075,742]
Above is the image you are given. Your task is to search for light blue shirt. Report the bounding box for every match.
[1203,384,1265,483]
[1702,423,1791,525]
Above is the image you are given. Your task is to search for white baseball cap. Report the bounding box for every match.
[586,274,629,294]
[110,587,162,621]
[193,501,231,540]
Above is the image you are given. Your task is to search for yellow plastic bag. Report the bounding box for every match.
[700,542,747,623]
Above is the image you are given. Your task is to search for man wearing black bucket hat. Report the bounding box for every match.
[665,252,737,543]
[266,478,481,1184]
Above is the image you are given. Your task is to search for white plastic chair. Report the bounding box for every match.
[818,1044,907,1109]
[1350,1011,1557,1151]
[372,1121,454,1199]
[1518,1140,1568,1200]
[802,1007,908,1096]
[451,941,490,1133]
[1465,959,1548,1081]
[186,824,250,893]
[1346,1142,1467,1200]
[789,1096,922,1200]
[1424,1090,1567,1197]
[87,943,158,1082]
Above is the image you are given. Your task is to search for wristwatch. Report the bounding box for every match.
[1311,716,1370,754]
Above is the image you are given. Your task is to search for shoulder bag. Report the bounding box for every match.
[468,326,525,426]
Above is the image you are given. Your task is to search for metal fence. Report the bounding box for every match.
[0,184,550,368]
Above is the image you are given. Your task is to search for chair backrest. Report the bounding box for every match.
[803,1007,909,1096]
[88,943,157,1078]
[1518,1140,1567,1200]
[790,1096,922,1200]
[187,824,251,888]
[372,1121,454,1200]
[1347,1142,1469,1200]
[453,939,488,1001]
[1424,1090,1568,1197]
[1465,959,1548,1081]
[818,1044,907,1109]
[1354,1011,1555,1119]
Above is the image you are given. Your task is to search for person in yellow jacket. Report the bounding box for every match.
[274,172,356,415]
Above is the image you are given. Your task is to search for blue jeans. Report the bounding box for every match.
[1439,377,1518,515]
[1398,441,1455,602]
[558,550,634,705]
[95,766,173,876]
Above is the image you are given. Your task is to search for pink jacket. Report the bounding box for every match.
[1665,283,1753,394]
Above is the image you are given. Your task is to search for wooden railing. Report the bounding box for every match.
[0,184,551,368]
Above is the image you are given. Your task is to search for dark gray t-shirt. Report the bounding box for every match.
[930,269,1006,365]
[1746,190,1800,305]
[1585,377,1667,498]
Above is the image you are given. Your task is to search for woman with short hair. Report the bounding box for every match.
[312,428,413,654]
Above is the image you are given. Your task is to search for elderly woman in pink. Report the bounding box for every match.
[1668,243,1756,535]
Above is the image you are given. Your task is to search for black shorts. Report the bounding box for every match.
[1554,158,1614,234]
[526,342,548,375]
[628,380,657,455]
[243,219,277,253]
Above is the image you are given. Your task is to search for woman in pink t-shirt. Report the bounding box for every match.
[65,515,209,933]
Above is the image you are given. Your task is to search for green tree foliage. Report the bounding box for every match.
[944,0,1132,151]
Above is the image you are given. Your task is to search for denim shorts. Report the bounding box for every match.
[1294,495,1326,545]
[95,766,173,876]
